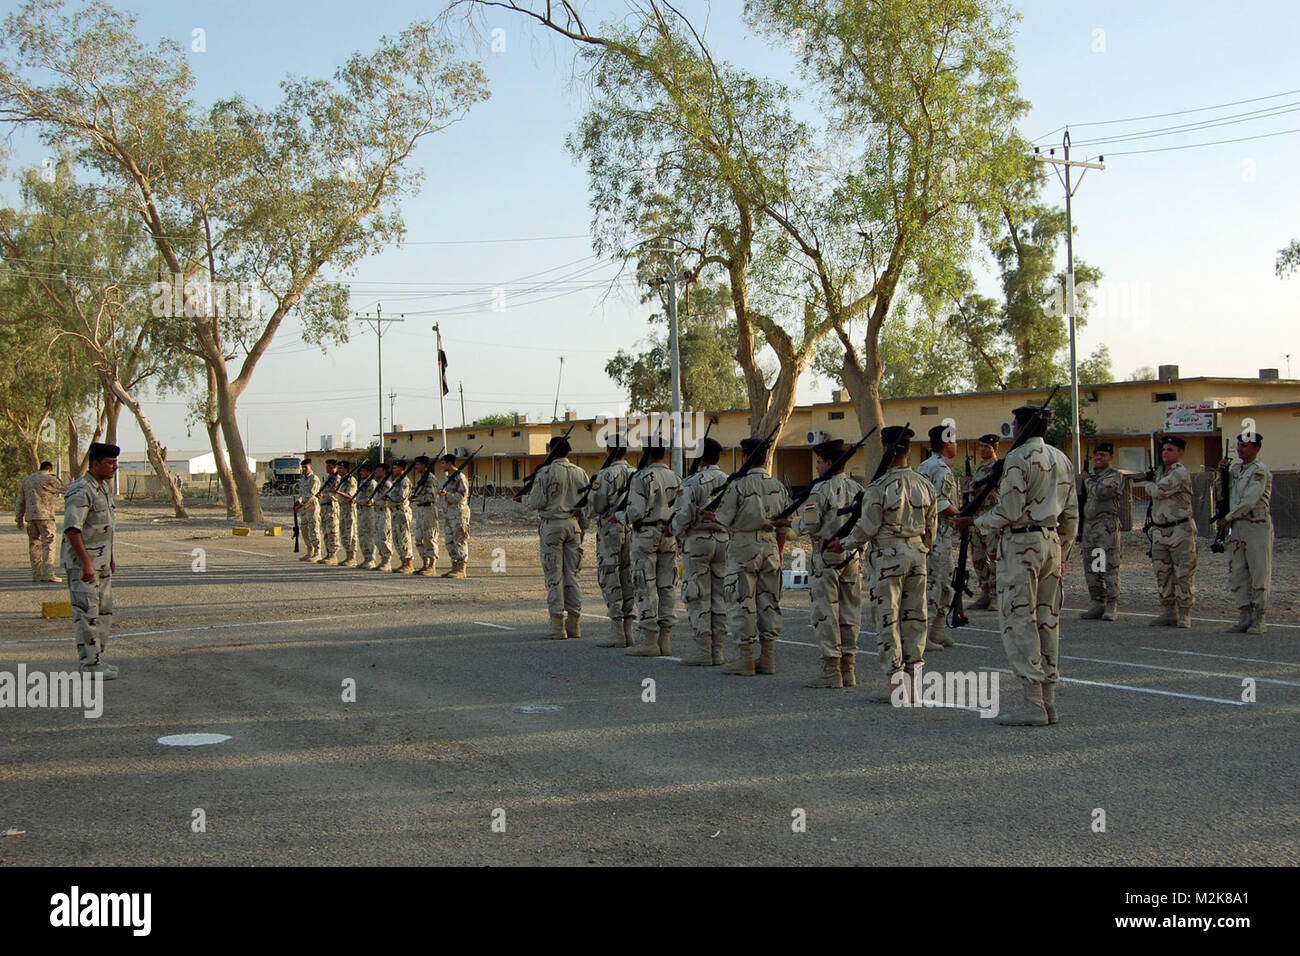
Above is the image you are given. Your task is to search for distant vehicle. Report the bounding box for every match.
[262,457,302,494]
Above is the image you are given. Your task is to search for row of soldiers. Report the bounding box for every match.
[292,456,471,578]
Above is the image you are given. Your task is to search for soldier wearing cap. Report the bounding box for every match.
[703,437,791,676]
[830,427,935,703]
[61,442,120,677]
[293,458,322,561]
[793,438,866,688]
[1217,428,1272,634]
[315,459,341,565]
[438,453,471,579]
[352,462,377,568]
[584,433,636,647]
[407,455,440,575]
[917,424,959,650]
[368,462,395,571]
[622,441,682,658]
[1146,435,1197,628]
[384,459,416,574]
[956,402,1078,726]
[968,434,1002,609]
[669,436,730,665]
[333,461,360,567]
[15,460,66,583]
[523,436,588,638]
[1079,441,1124,620]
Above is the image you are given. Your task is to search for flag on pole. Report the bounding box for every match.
[437,328,450,396]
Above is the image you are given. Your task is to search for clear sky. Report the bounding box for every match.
[4,0,1298,455]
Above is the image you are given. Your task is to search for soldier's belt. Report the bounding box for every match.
[632,519,669,532]
[415,502,432,507]
[874,534,921,545]
[1150,516,1190,529]
[1009,525,1052,534]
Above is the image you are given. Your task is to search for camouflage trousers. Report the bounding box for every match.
[375,508,394,562]
[300,505,321,554]
[810,548,861,659]
[392,506,414,562]
[595,520,634,622]
[996,529,1062,684]
[680,529,727,643]
[338,505,357,556]
[631,526,678,638]
[724,530,782,647]
[971,523,998,593]
[1150,522,1197,608]
[926,527,956,632]
[413,505,440,562]
[539,517,583,616]
[868,540,928,675]
[67,571,112,666]
[1081,517,1120,603]
[440,506,470,563]
[320,505,339,555]
[26,519,56,580]
[357,507,375,563]
[1228,521,1273,612]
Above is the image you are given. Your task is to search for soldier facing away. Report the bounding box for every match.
[522,436,588,639]
[438,453,471,579]
[622,443,682,658]
[1146,435,1197,628]
[669,437,730,666]
[1079,442,1124,620]
[1217,430,1272,635]
[61,442,120,678]
[917,425,959,650]
[583,435,635,648]
[294,458,322,561]
[15,460,66,583]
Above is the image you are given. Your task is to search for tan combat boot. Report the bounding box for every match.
[1246,606,1268,635]
[1079,591,1104,619]
[548,614,566,640]
[681,634,712,666]
[657,627,672,657]
[300,549,317,562]
[929,622,954,648]
[1175,604,1192,628]
[1041,682,1059,725]
[721,643,756,676]
[970,589,992,611]
[805,657,843,689]
[996,679,1049,727]
[1101,601,1119,621]
[622,617,635,647]
[710,632,726,666]
[442,560,467,579]
[839,654,857,687]
[372,558,391,572]
[1225,606,1251,633]
[594,619,622,648]
[414,557,432,576]
[755,639,776,675]
[397,558,416,574]
[1148,604,1176,626]
[565,611,582,639]
[625,624,660,656]
[871,670,905,704]
[340,552,358,568]
[318,550,338,566]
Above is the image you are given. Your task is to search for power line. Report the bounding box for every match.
[1095,126,1300,158]
[1030,87,1300,142]
[1067,102,1300,149]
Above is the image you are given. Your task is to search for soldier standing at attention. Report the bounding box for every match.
[1079,442,1124,620]
[1146,435,1197,628]
[407,456,439,575]
[917,425,959,650]
[669,437,729,665]
[523,436,588,639]
[439,453,471,579]
[1217,430,1273,635]
[386,459,416,574]
[333,461,359,567]
[370,462,395,571]
[968,435,1002,610]
[585,435,635,648]
[61,442,119,678]
[829,427,934,704]
[956,403,1078,727]
[352,462,377,569]
[15,460,66,583]
[703,438,791,677]
[315,459,340,565]
[623,443,682,658]
[294,458,322,561]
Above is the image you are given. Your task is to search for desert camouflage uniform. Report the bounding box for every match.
[623,461,682,641]
[523,458,588,617]
[1148,462,1198,615]
[714,469,791,649]
[918,453,958,636]
[975,437,1079,685]
[669,464,730,661]
[793,472,863,661]
[354,474,377,565]
[1225,459,1272,616]
[60,474,115,667]
[1081,465,1124,608]
[584,459,635,633]
[372,475,395,567]
[385,471,415,564]
[334,471,358,559]
[970,457,1001,598]
[409,468,440,566]
[15,470,66,580]
[439,471,471,564]
[295,470,322,556]
[317,471,340,557]
[843,467,936,677]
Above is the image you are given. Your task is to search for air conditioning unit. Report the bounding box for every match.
[806,430,829,445]
[783,569,810,590]
[453,446,472,459]
[999,421,1015,440]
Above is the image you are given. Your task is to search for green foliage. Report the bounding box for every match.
[1277,239,1300,278]
[1046,391,1098,448]
[474,412,520,427]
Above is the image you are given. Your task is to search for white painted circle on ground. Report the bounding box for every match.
[157,733,232,746]
[512,705,562,714]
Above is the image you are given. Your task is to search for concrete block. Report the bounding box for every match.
[41,601,73,619]
[232,527,251,536]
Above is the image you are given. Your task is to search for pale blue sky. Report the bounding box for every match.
[3,0,1297,454]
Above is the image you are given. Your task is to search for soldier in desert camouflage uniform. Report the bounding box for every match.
[1079,442,1124,620]
[1146,435,1197,628]
[294,458,322,561]
[703,438,791,677]
[794,439,864,689]
[407,456,439,575]
[15,461,66,582]
[315,460,340,565]
[352,462,377,569]
[917,425,959,650]
[1217,430,1273,635]
[669,437,729,666]
[830,427,935,704]
[623,444,682,658]
[968,434,1002,609]
[333,461,359,566]
[522,436,588,638]
[439,453,471,579]
[385,459,416,574]
[370,463,395,572]
[584,436,635,648]
[61,442,120,678]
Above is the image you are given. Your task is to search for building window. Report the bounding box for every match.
[512,430,521,437]
[828,411,845,421]
[1153,392,1176,402]
[468,434,475,440]
[512,460,520,480]
[408,434,414,441]
[921,405,939,416]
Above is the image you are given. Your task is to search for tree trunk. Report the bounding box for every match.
[204,367,239,517]
[104,390,122,445]
[67,415,82,479]
[839,301,889,478]
[214,374,263,524]
[104,375,188,519]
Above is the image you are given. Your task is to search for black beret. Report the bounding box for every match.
[739,437,767,454]
[548,436,572,455]
[1236,431,1262,446]
[300,457,312,466]
[391,458,407,468]
[440,454,457,464]
[977,433,1000,445]
[701,437,723,458]
[358,461,374,472]
[1161,435,1187,450]
[927,424,952,446]
[88,442,121,460]
[1012,402,1051,421]
[1094,442,1115,454]
[880,426,914,446]
[813,438,845,460]
[325,459,337,465]
[411,455,429,466]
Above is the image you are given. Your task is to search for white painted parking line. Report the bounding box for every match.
[1062,606,1300,630]
[1063,653,1300,688]
[473,622,517,631]
[980,666,1247,706]
[776,639,818,648]
[116,611,387,639]
[952,642,989,649]
[1140,646,1300,668]
[203,546,276,558]
[955,625,1000,635]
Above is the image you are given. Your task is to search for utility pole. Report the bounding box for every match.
[460,382,466,427]
[388,391,397,440]
[552,356,565,422]
[1035,130,1105,472]
[353,304,404,464]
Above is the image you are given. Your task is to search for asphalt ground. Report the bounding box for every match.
[0,505,1296,866]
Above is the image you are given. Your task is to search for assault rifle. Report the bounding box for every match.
[949,387,1059,628]
[685,416,718,477]
[948,452,976,624]
[609,425,666,518]
[821,422,912,554]
[515,423,578,499]
[1143,432,1159,558]
[440,445,482,493]
[772,427,877,522]
[407,445,446,501]
[1077,441,1090,543]
[702,424,780,513]
[574,442,625,512]
[293,505,300,553]
[1211,437,1232,554]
